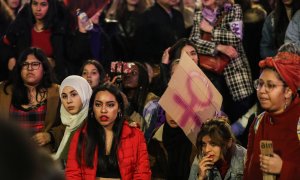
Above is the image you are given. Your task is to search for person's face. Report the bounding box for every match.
[165,112,178,128]
[7,0,20,9]
[201,135,221,163]
[256,69,291,114]
[182,45,198,64]
[31,0,49,21]
[282,0,293,6]
[93,90,119,130]
[82,64,101,89]
[201,0,216,9]
[123,65,139,89]
[61,86,83,115]
[21,54,44,86]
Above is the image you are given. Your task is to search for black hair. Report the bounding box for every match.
[76,84,125,169]
[14,0,68,31]
[123,62,149,115]
[4,47,54,106]
[169,38,199,65]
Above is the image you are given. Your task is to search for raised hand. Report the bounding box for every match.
[198,154,214,179]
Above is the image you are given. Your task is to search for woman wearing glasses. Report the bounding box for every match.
[244,49,300,179]
[0,47,64,153]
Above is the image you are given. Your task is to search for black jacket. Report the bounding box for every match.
[0,3,92,82]
[134,3,186,64]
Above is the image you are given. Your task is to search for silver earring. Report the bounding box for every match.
[284,101,287,110]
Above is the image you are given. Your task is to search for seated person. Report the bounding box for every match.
[189,118,246,180]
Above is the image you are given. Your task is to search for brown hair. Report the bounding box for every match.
[196,118,235,160]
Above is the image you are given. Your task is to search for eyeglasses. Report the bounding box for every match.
[254,79,286,92]
[21,62,41,70]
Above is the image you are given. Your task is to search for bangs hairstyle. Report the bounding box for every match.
[196,119,235,160]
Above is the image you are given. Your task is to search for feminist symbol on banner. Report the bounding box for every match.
[173,71,213,128]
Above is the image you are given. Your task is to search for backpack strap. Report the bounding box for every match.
[254,112,265,134]
[297,117,300,141]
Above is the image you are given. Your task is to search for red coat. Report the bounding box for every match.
[244,97,300,180]
[65,121,151,180]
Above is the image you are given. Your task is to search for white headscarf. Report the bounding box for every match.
[53,75,92,160]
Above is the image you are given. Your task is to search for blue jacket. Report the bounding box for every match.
[285,10,300,47]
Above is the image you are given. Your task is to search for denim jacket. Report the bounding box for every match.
[285,10,300,48]
[188,144,246,180]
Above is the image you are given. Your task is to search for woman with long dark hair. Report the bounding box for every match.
[121,61,157,131]
[1,0,92,82]
[65,84,151,180]
[0,47,64,153]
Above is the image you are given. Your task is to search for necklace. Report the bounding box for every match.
[27,88,47,106]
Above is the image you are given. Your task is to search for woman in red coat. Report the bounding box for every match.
[244,45,300,180]
[65,84,151,180]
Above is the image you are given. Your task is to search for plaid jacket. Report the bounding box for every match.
[189,4,254,101]
[0,83,65,152]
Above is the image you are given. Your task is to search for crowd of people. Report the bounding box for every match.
[1,0,300,179]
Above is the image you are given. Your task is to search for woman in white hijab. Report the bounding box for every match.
[53,75,92,166]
